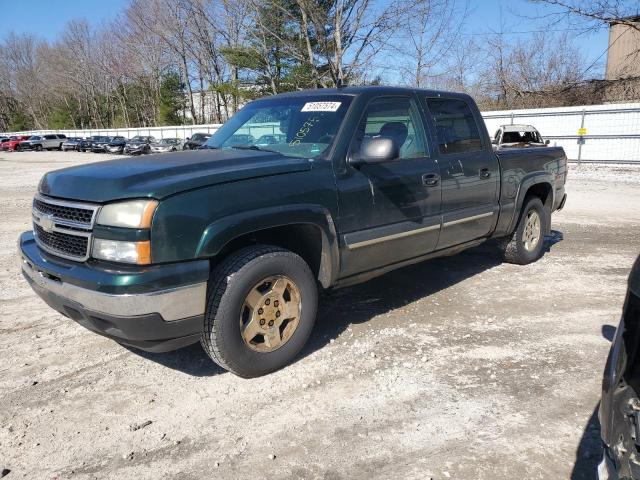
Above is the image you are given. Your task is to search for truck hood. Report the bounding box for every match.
[39,149,312,202]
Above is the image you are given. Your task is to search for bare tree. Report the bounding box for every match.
[395,0,468,88]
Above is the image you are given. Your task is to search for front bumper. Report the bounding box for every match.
[19,231,209,352]
[125,146,147,154]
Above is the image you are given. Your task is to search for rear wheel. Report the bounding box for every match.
[201,245,318,378]
[498,196,546,265]
[35,144,43,152]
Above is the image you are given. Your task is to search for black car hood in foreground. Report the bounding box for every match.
[600,255,640,478]
[39,149,312,202]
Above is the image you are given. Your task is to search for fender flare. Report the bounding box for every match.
[506,173,555,235]
[195,204,340,288]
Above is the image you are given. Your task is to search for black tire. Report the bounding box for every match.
[498,196,546,265]
[201,245,318,378]
[35,145,42,152]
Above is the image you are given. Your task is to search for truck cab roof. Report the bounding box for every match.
[265,85,473,101]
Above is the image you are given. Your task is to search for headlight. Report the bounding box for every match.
[96,199,158,228]
[92,239,151,264]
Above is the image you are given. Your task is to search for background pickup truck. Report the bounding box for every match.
[19,86,567,378]
[492,124,550,149]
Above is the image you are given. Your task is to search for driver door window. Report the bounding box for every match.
[351,97,429,160]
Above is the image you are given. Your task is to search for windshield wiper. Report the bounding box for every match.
[229,145,277,153]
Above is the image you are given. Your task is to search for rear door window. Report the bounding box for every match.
[426,98,483,154]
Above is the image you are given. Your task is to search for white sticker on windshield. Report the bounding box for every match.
[301,102,341,112]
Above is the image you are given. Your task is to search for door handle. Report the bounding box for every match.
[422,173,440,187]
[479,168,491,179]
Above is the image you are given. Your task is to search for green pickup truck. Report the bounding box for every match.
[19,86,567,377]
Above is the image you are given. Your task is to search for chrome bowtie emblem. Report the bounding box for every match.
[39,213,55,233]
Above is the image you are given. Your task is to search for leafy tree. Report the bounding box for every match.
[158,72,185,125]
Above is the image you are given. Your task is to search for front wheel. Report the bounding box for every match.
[498,196,546,265]
[201,245,318,378]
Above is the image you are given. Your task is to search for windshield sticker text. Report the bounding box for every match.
[289,116,320,147]
[301,102,341,112]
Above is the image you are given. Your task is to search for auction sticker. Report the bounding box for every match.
[301,102,341,112]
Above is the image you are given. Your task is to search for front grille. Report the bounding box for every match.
[34,224,89,258]
[32,194,99,261]
[33,198,94,225]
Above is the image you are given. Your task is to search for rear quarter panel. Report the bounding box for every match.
[493,146,567,237]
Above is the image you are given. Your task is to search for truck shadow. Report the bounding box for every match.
[570,324,615,479]
[301,230,564,361]
[124,343,226,376]
[127,231,563,377]
[571,404,602,480]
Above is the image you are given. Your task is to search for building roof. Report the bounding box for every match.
[609,15,640,25]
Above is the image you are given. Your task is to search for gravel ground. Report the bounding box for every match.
[1,151,639,480]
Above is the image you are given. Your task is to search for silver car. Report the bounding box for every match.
[20,134,66,151]
[150,138,181,153]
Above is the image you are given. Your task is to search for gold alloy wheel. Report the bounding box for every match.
[523,209,542,252]
[239,275,302,353]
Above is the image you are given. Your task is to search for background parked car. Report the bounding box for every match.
[20,133,67,151]
[492,124,549,149]
[61,137,84,151]
[17,135,46,151]
[226,133,255,146]
[79,136,103,152]
[182,132,211,150]
[255,133,286,146]
[42,133,66,150]
[92,136,126,153]
[1,135,31,151]
[105,137,127,154]
[124,136,155,155]
[0,136,9,144]
[150,138,181,153]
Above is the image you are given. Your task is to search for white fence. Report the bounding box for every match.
[3,102,640,163]
[0,123,224,142]
[482,103,640,163]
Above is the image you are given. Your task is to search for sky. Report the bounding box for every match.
[0,0,611,77]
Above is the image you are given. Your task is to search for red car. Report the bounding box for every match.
[0,135,31,151]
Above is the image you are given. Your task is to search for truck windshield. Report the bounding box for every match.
[206,95,353,158]
[503,131,541,143]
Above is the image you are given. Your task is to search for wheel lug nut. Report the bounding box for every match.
[268,320,274,327]
[265,299,270,305]
[258,308,263,315]
[260,319,266,326]
[276,311,281,318]
[274,300,279,307]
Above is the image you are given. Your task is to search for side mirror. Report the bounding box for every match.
[350,137,398,166]
[545,139,550,145]
[185,136,191,141]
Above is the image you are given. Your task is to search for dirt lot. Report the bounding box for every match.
[1,150,639,480]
